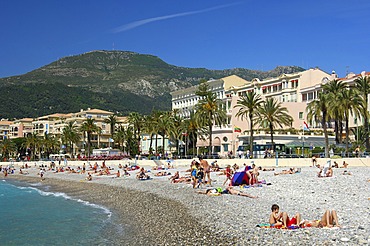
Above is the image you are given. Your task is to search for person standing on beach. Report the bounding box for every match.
[199,156,211,185]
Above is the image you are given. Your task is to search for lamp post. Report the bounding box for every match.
[299,125,308,157]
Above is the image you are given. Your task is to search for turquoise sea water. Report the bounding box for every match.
[0,179,118,245]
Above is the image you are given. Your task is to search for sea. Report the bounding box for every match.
[0,179,123,245]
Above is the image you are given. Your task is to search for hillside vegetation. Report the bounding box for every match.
[0,50,304,118]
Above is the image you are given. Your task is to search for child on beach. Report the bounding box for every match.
[269,204,301,228]
[196,168,204,188]
[223,165,233,186]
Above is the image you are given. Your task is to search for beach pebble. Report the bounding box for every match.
[340,237,350,242]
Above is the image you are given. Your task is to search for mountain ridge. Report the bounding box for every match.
[0,50,304,119]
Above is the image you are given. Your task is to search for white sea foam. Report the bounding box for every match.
[13,184,112,218]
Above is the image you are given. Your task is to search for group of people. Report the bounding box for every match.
[269,204,340,228]
[190,157,212,188]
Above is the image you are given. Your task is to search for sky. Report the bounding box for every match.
[1,0,369,78]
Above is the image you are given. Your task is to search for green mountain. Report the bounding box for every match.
[0,50,304,119]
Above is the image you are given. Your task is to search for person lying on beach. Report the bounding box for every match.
[274,168,300,176]
[300,210,340,228]
[261,167,275,171]
[173,176,192,184]
[269,204,301,228]
[342,170,352,175]
[155,171,171,177]
[196,187,257,198]
[19,169,29,175]
[169,171,180,182]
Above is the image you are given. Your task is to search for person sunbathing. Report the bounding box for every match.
[341,161,349,168]
[269,204,301,228]
[136,167,150,180]
[262,167,275,171]
[342,170,352,175]
[86,174,93,181]
[155,171,171,177]
[300,210,340,228]
[196,186,257,198]
[274,168,299,176]
[318,167,333,177]
[169,171,180,182]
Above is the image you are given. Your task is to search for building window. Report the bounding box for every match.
[299,112,304,120]
[223,144,229,152]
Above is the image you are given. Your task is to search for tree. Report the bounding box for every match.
[338,88,361,156]
[354,75,370,150]
[79,118,101,158]
[104,114,118,144]
[257,98,293,150]
[0,139,17,161]
[127,112,144,155]
[323,80,346,144]
[234,91,263,157]
[113,125,126,152]
[195,81,227,155]
[306,92,330,157]
[181,112,206,157]
[41,133,60,158]
[142,112,157,155]
[157,111,175,156]
[23,133,41,160]
[61,121,80,156]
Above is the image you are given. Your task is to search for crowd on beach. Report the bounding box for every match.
[2,155,368,233]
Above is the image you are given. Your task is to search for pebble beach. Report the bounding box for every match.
[5,161,370,246]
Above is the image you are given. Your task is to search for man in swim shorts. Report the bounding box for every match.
[199,156,211,185]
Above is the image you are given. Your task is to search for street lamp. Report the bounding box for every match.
[298,125,308,157]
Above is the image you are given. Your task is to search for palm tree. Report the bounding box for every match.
[306,92,330,157]
[181,112,205,157]
[127,112,144,155]
[257,98,293,150]
[62,121,80,156]
[323,80,346,144]
[0,139,17,161]
[79,118,101,158]
[42,133,60,159]
[114,125,126,152]
[142,113,157,155]
[195,81,227,155]
[23,133,41,160]
[338,88,361,156]
[354,75,370,150]
[234,91,263,157]
[157,111,175,156]
[104,114,118,145]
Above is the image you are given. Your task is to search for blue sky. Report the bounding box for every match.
[1,0,369,78]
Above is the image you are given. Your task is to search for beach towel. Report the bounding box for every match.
[256,223,299,230]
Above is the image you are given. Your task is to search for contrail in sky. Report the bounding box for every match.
[112,2,242,33]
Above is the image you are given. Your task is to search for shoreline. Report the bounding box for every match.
[4,164,370,245]
[8,174,235,245]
